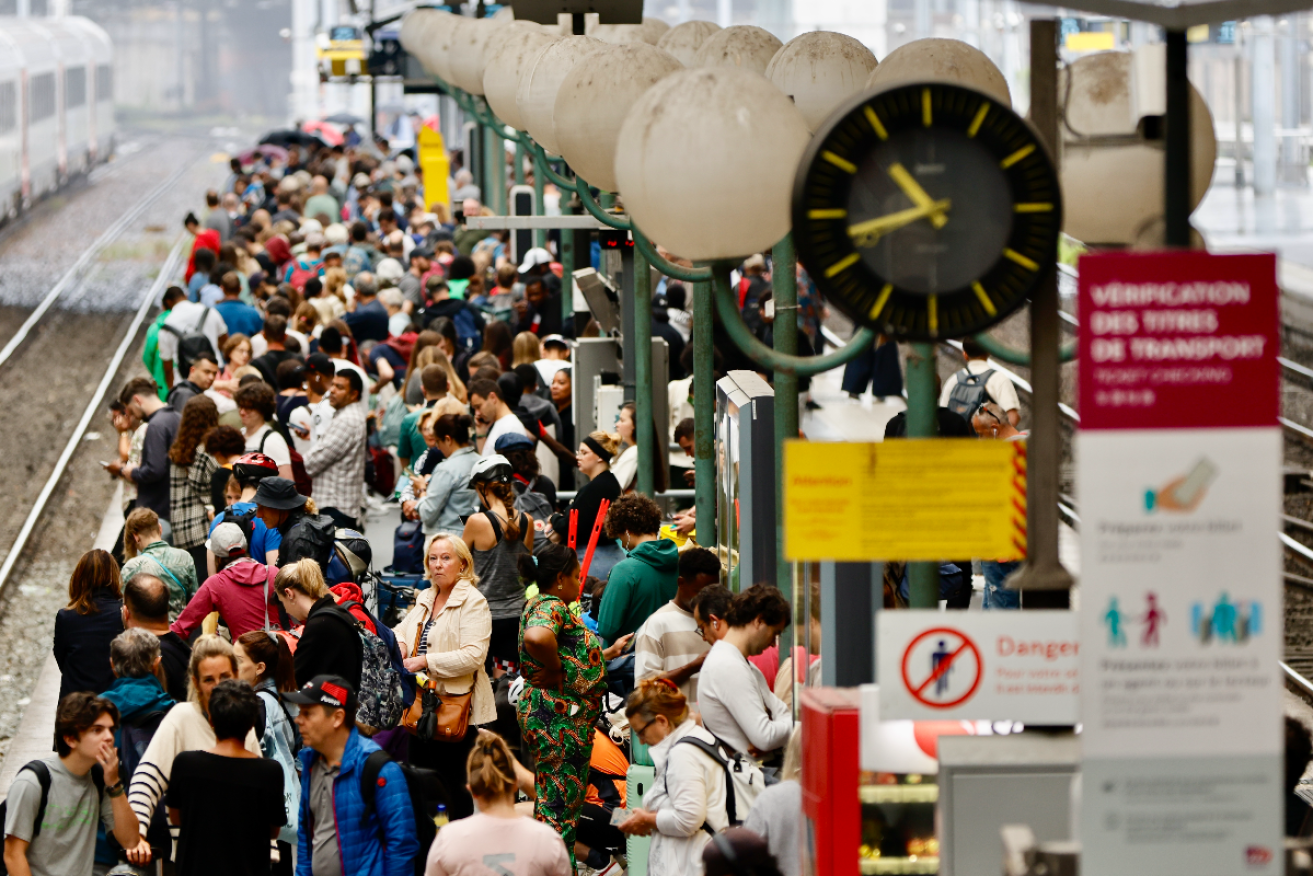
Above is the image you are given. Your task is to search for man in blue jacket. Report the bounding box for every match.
[285,676,419,876]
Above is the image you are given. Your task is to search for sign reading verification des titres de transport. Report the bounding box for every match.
[1078,251,1281,876]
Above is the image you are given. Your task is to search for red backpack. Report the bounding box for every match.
[287,258,321,291]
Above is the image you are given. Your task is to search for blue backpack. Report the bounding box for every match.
[392,519,425,574]
[451,306,482,352]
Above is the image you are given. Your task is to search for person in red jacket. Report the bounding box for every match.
[171,522,280,640]
[184,212,221,284]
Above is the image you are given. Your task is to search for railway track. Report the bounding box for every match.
[0,237,186,599]
[0,156,195,370]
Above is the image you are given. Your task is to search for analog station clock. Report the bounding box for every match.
[792,81,1062,342]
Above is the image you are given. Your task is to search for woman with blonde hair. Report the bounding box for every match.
[513,331,544,368]
[53,549,124,703]
[125,635,261,868]
[119,506,198,621]
[272,558,362,688]
[423,731,570,876]
[546,430,624,580]
[617,678,731,876]
[394,533,495,820]
[292,300,320,338]
[213,333,252,397]
[405,343,467,405]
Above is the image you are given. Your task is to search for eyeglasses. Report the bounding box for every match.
[631,717,653,740]
[975,403,1003,425]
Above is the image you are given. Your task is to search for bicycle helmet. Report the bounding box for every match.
[231,452,279,486]
[468,454,513,487]
[333,528,372,581]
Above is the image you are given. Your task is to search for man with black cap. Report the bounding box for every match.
[285,675,420,876]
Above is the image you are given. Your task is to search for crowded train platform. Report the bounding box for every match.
[0,2,1310,876]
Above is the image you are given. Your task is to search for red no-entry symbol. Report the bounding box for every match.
[900,627,983,709]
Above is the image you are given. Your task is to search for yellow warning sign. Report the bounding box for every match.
[418,125,450,214]
[783,440,1026,562]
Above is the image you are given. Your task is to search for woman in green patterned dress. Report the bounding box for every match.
[516,543,633,871]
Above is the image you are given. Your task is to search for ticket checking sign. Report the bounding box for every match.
[783,440,1025,561]
[1077,251,1282,876]
[878,611,1079,722]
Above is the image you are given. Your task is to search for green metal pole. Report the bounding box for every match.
[486,123,505,215]
[560,190,577,330]
[772,235,800,662]
[906,342,939,608]
[693,276,717,550]
[634,248,654,497]
[512,139,522,186]
[533,158,546,249]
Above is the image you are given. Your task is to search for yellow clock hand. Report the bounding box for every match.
[887,162,949,229]
[847,198,951,247]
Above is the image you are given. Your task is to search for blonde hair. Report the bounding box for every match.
[274,557,329,600]
[188,635,238,704]
[625,677,689,727]
[586,431,621,458]
[323,267,348,304]
[512,332,543,368]
[233,364,262,382]
[421,396,468,433]
[122,507,162,561]
[466,731,518,799]
[421,533,479,586]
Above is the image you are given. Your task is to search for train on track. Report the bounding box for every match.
[0,15,114,219]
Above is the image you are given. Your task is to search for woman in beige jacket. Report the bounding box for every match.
[394,532,495,820]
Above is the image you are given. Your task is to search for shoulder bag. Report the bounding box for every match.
[401,600,474,742]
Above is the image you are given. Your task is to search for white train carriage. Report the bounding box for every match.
[0,27,23,218]
[62,16,112,168]
[0,16,115,214]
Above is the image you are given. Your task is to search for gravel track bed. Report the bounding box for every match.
[0,134,221,763]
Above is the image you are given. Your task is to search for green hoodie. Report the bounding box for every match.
[596,538,680,647]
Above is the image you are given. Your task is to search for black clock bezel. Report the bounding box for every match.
[791,81,1062,342]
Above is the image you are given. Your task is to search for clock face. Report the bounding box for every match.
[792,82,1062,341]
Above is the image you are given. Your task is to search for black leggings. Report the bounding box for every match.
[576,802,625,854]
[408,726,477,820]
[488,617,520,672]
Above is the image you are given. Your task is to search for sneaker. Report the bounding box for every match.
[804,399,822,411]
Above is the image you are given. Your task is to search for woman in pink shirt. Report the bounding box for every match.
[425,732,570,876]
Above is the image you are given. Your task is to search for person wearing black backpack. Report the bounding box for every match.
[2,692,141,876]
[274,559,364,689]
[938,338,1021,430]
[254,477,336,573]
[284,676,422,876]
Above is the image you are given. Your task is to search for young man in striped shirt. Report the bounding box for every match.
[632,547,722,702]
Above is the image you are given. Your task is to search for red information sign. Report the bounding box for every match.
[1077,251,1280,430]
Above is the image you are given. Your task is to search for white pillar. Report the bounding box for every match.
[291,0,320,123]
[717,0,732,27]
[1279,16,1305,185]
[1251,15,1277,196]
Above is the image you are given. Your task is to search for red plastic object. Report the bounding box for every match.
[801,687,861,876]
[568,509,579,549]
[579,499,609,581]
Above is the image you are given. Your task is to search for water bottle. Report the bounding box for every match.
[434,803,449,830]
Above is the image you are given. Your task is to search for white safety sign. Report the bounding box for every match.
[878,611,1078,723]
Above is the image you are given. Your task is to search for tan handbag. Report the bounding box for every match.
[402,605,474,741]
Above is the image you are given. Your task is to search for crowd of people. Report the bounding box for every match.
[16,134,812,876]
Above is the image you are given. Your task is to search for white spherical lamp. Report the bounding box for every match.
[866,38,1011,106]
[766,31,878,132]
[656,20,721,66]
[400,9,452,77]
[615,66,811,260]
[429,14,469,84]
[641,18,671,45]
[693,25,782,75]
[516,35,606,155]
[448,17,503,95]
[555,42,683,192]
[484,30,558,130]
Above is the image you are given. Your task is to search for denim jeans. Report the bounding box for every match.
[982,560,1022,609]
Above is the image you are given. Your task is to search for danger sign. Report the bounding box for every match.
[900,628,982,709]
[879,611,1079,722]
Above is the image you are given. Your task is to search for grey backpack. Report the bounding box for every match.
[945,368,995,419]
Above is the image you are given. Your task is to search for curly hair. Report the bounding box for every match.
[204,425,246,458]
[626,677,689,726]
[169,394,219,466]
[234,381,277,421]
[604,493,662,540]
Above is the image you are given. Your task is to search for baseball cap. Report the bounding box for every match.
[743,253,766,270]
[541,334,569,350]
[205,522,247,559]
[494,432,535,453]
[518,247,553,274]
[281,675,358,712]
[305,352,335,377]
